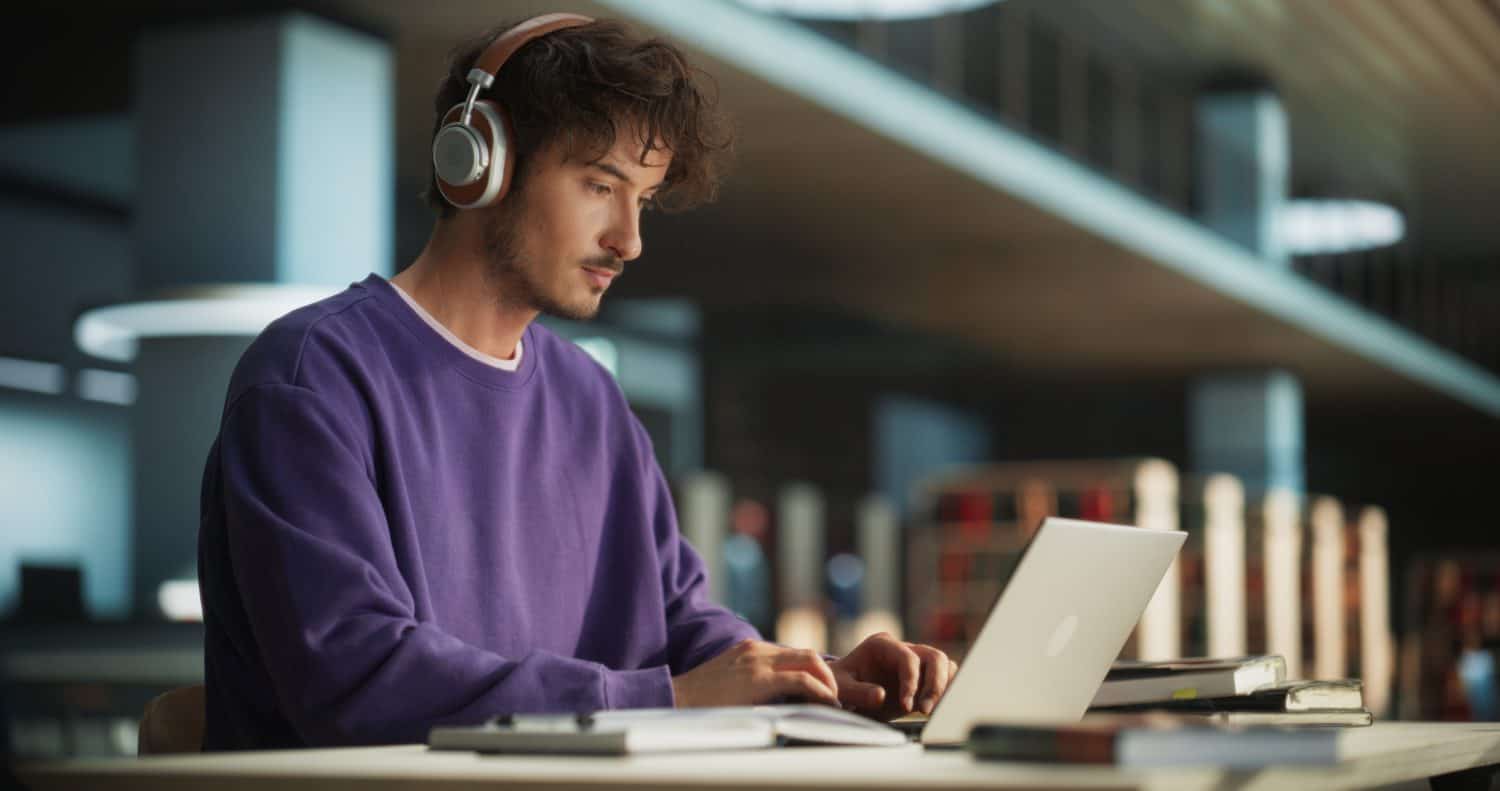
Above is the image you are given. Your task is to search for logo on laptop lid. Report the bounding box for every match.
[1045,614,1079,658]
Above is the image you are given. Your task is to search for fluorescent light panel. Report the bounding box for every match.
[77,368,138,405]
[1282,200,1404,255]
[0,356,65,395]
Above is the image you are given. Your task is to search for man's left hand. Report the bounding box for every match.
[826,632,957,720]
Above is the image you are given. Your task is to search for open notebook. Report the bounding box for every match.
[429,705,909,755]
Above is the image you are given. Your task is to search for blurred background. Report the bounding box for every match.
[3,0,1499,758]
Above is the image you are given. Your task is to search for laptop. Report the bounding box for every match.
[910,517,1186,746]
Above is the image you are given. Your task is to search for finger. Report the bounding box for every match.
[919,649,956,714]
[774,649,839,697]
[915,645,952,713]
[915,647,939,714]
[773,670,840,707]
[893,643,922,712]
[935,654,956,697]
[939,659,960,706]
[838,679,886,712]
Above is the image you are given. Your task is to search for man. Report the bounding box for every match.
[198,14,955,751]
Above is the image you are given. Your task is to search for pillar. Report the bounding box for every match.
[113,13,392,617]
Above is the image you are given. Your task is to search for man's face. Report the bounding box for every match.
[480,132,670,321]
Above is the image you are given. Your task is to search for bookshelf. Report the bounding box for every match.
[904,458,1176,664]
[904,459,1395,715]
[1399,552,1500,721]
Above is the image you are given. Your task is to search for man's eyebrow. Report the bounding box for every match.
[589,161,664,193]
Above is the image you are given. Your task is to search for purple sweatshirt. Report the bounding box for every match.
[197,274,758,750]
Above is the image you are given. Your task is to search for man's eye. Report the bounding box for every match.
[589,182,612,196]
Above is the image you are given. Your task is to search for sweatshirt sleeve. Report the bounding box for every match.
[215,383,673,746]
[629,418,762,673]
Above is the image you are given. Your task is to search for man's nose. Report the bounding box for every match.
[602,206,643,262]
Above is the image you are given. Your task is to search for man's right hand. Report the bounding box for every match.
[671,639,840,708]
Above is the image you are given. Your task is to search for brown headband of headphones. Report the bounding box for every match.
[469,12,594,88]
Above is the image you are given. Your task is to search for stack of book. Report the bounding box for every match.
[967,655,1371,768]
[1088,654,1373,727]
[967,712,1347,768]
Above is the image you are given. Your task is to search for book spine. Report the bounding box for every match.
[1311,497,1346,680]
[1263,488,1303,678]
[971,728,1117,764]
[678,472,731,605]
[1204,474,1247,658]
[1358,506,1393,716]
[777,482,828,653]
[1133,460,1181,660]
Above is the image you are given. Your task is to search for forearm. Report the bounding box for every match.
[256,615,674,745]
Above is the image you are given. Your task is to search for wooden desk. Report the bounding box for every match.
[18,722,1500,791]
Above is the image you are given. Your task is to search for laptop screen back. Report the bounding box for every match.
[920,517,1185,745]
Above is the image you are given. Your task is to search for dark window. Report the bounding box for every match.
[1087,57,1113,172]
[1027,22,1061,144]
[886,18,938,82]
[959,5,1002,114]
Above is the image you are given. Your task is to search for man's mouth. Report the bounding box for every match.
[581,265,617,289]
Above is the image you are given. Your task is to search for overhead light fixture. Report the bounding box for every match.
[77,368,138,406]
[0,356,65,395]
[735,0,1000,21]
[1280,199,1405,256]
[74,284,340,362]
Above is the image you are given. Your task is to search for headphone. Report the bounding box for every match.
[431,13,594,210]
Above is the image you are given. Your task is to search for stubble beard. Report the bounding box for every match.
[480,198,606,322]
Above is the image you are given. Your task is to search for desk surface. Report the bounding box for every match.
[18,722,1500,791]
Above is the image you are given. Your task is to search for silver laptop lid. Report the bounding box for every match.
[920,517,1185,745]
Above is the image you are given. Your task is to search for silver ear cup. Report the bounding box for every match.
[432,123,489,187]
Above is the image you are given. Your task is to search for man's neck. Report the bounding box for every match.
[391,222,537,361]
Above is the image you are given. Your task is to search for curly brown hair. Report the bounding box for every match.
[423,18,733,217]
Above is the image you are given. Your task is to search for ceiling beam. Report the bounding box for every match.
[596,0,1500,419]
